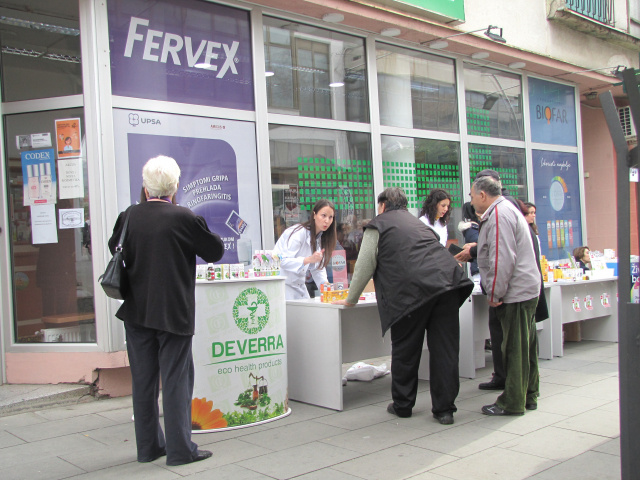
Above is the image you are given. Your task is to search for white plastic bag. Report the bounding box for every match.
[344,362,390,382]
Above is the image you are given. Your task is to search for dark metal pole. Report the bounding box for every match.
[599,75,640,480]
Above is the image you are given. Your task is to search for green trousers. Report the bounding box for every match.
[495,297,539,413]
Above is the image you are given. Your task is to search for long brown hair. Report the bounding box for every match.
[420,188,452,225]
[524,201,538,235]
[289,199,337,269]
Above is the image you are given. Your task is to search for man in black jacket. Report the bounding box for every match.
[335,187,473,424]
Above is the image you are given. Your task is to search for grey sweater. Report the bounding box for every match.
[477,197,541,304]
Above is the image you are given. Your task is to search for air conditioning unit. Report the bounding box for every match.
[618,106,637,140]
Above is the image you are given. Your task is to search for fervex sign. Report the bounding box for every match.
[124,17,239,79]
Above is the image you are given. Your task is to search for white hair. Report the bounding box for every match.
[142,156,180,198]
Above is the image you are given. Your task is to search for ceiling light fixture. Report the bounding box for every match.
[421,25,506,49]
[471,51,490,60]
[329,82,344,88]
[265,71,275,77]
[584,91,598,100]
[508,61,526,69]
[380,28,401,37]
[322,13,344,23]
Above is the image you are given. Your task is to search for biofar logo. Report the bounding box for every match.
[232,288,270,335]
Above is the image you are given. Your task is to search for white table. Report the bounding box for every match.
[545,277,618,357]
[286,298,389,411]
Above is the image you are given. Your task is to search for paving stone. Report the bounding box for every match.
[332,443,457,480]
[186,463,278,479]
[65,460,180,480]
[237,441,361,479]
[320,420,428,454]
[590,437,620,456]
[0,412,49,431]
[6,413,116,442]
[430,445,558,480]
[535,393,610,416]
[59,440,138,472]
[342,388,391,410]
[0,455,85,480]
[237,419,348,451]
[282,468,364,480]
[562,377,620,401]
[315,405,394,430]
[0,430,25,449]
[32,396,133,421]
[541,371,608,387]
[408,424,519,458]
[82,420,137,445]
[385,408,485,435]
[526,451,621,479]
[0,433,104,470]
[471,410,568,436]
[572,362,620,377]
[499,426,611,461]
[155,438,273,476]
[554,409,620,438]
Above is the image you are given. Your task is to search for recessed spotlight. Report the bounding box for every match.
[471,52,490,60]
[322,13,344,23]
[380,28,401,37]
[265,71,275,77]
[585,91,598,100]
[194,63,214,69]
[329,82,344,88]
[428,40,449,50]
[508,61,526,69]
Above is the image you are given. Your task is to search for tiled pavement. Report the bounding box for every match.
[0,340,621,479]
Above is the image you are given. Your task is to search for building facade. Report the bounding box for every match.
[0,0,636,392]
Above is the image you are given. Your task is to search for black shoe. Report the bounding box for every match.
[191,450,212,463]
[478,378,505,390]
[525,403,537,410]
[387,402,412,418]
[481,403,524,416]
[433,412,454,425]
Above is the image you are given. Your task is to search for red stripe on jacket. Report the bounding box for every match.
[490,204,499,303]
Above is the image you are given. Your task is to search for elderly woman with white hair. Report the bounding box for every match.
[108,155,224,466]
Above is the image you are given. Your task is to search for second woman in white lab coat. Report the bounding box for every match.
[274,199,337,300]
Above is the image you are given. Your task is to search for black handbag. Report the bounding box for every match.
[99,209,131,300]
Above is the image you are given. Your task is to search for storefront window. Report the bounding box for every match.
[377,44,458,133]
[464,64,524,141]
[263,17,369,123]
[468,144,527,201]
[269,125,373,284]
[381,136,463,245]
[4,108,96,343]
[0,1,82,102]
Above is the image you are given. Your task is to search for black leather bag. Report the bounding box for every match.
[99,209,131,300]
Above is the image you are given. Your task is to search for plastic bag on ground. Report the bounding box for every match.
[344,362,390,382]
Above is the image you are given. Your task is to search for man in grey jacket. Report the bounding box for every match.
[471,176,541,415]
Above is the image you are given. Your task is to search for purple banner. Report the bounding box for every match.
[107,0,254,110]
[128,133,240,263]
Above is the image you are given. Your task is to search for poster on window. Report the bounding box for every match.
[21,149,57,206]
[532,150,582,261]
[55,118,82,159]
[528,77,577,147]
[112,109,262,264]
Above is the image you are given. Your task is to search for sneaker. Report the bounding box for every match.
[387,402,412,418]
[433,412,454,425]
[481,403,524,416]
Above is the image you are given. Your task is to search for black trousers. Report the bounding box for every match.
[390,290,460,416]
[125,322,198,466]
[489,306,506,384]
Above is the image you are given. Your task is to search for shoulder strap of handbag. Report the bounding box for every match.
[115,207,131,252]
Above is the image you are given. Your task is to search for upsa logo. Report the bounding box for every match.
[129,113,161,127]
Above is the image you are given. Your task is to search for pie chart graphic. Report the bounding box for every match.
[549,176,567,212]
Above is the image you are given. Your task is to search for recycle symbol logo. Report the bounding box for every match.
[232,287,270,335]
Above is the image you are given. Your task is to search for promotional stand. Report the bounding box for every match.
[191,277,290,432]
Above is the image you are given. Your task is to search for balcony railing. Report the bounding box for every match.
[566,0,615,26]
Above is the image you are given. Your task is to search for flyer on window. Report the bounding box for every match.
[20,149,57,206]
[55,118,82,159]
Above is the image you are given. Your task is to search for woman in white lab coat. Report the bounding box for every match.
[419,188,452,247]
[274,199,337,300]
